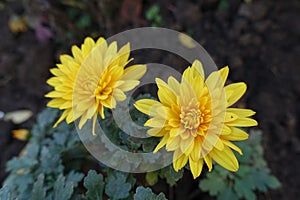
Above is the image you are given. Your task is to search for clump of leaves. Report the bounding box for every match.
[134,186,166,200]
[1,97,280,199]
[99,94,160,153]
[218,0,230,10]
[2,108,84,199]
[146,165,184,187]
[199,130,281,200]
[145,5,162,27]
[0,105,166,200]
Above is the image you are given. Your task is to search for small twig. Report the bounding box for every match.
[188,189,202,200]
[169,186,174,200]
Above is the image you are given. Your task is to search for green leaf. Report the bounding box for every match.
[146,171,159,186]
[53,175,74,200]
[83,170,104,200]
[218,188,238,200]
[199,172,226,196]
[218,0,230,10]
[215,165,230,177]
[15,174,34,194]
[159,165,183,186]
[250,168,280,192]
[40,146,64,174]
[266,176,281,189]
[145,5,160,20]
[0,186,13,200]
[66,171,84,188]
[199,130,281,200]
[233,179,255,200]
[76,15,91,28]
[105,171,132,200]
[31,174,46,200]
[36,108,58,128]
[236,165,251,177]
[134,186,167,200]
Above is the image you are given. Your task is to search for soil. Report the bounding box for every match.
[0,0,299,199]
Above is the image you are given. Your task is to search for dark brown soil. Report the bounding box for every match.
[0,0,299,199]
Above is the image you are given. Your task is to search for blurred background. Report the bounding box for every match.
[0,0,299,199]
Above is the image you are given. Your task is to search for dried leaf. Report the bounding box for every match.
[178,33,196,49]
[4,110,33,124]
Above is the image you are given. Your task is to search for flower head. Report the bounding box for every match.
[134,60,257,179]
[46,37,146,134]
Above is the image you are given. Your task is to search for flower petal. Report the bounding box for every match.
[147,127,166,137]
[53,110,69,127]
[222,140,243,155]
[226,108,256,118]
[122,64,147,80]
[117,80,140,91]
[166,136,181,151]
[190,137,202,161]
[189,157,203,179]
[210,146,239,172]
[134,99,162,116]
[180,135,194,155]
[117,43,130,66]
[153,134,169,153]
[225,82,247,107]
[226,118,258,127]
[173,149,189,171]
[113,88,126,101]
[219,66,229,85]
[192,59,204,79]
[167,77,180,95]
[203,155,212,171]
[145,118,166,128]
[221,127,249,141]
[156,78,177,106]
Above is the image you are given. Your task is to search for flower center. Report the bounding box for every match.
[180,99,201,130]
[94,74,112,100]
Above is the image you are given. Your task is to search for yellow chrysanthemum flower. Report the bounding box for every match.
[46,37,146,134]
[134,60,257,179]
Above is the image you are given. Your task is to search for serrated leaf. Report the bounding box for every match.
[105,171,132,200]
[83,170,104,200]
[159,165,183,186]
[53,132,68,146]
[53,175,74,200]
[233,179,255,200]
[36,108,58,128]
[134,186,167,200]
[66,171,84,188]
[40,147,63,174]
[15,174,34,193]
[250,168,280,192]
[0,186,13,200]
[236,165,251,177]
[199,172,226,195]
[142,137,159,152]
[215,165,229,177]
[31,174,46,200]
[266,176,281,189]
[217,188,238,200]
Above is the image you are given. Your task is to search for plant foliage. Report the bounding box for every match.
[1,107,165,199]
[199,130,281,200]
[1,101,280,199]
